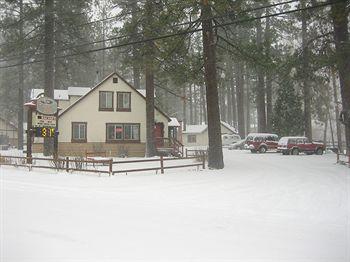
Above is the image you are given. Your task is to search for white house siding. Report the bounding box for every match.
[0,117,17,146]
[182,123,235,147]
[55,73,168,157]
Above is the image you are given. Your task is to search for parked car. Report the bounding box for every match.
[222,134,241,146]
[277,136,325,155]
[228,139,246,150]
[245,133,279,153]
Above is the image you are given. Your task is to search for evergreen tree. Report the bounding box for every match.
[272,81,303,137]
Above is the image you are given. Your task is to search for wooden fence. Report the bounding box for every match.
[185,148,208,158]
[0,155,113,175]
[112,155,205,175]
[336,152,350,167]
[0,154,206,175]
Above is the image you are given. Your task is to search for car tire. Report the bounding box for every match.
[291,148,299,155]
[250,149,257,153]
[259,146,267,153]
[282,151,288,155]
[316,148,323,155]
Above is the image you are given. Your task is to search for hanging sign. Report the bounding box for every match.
[32,112,56,128]
[36,96,58,115]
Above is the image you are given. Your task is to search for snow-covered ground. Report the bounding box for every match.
[1,150,349,262]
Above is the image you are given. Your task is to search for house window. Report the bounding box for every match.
[187,135,196,143]
[117,92,131,111]
[72,122,87,142]
[99,91,114,111]
[113,77,118,83]
[106,123,140,142]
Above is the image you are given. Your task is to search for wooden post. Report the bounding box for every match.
[202,153,206,169]
[66,156,69,172]
[109,158,113,176]
[26,108,33,164]
[160,155,164,174]
[185,148,188,158]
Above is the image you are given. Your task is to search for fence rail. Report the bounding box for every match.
[0,154,206,175]
[112,155,205,175]
[336,152,350,167]
[0,155,113,175]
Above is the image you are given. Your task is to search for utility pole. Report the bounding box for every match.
[18,0,24,150]
[144,0,156,157]
[43,0,55,156]
[201,0,224,169]
[256,10,267,133]
[301,0,312,140]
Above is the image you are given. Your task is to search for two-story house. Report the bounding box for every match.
[36,72,171,157]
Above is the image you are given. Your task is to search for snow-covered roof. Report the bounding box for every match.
[136,89,156,98]
[169,117,180,127]
[30,87,91,101]
[183,125,207,134]
[220,121,238,134]
[246,133,278,137]
[0,116,17,129]
[183,121,238,134]
[30,89,69,100]
[67,87,91,96]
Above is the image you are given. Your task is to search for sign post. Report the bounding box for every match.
[24,95,59,159]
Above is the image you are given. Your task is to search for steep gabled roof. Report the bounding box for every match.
[220,121,238,134]
[0,116,17,129]
[59,72,171,121]
[183,121,237,134]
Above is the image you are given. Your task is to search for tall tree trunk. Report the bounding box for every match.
[43,0,55,156]
[182,85,187,130]
[200,83,207,124]
[227,83,233,126]
[332,69,342,152]
[328,110,335,149]
[201,0,224,169]
[256,13,267,132]
[194,85,198,124]
[245,71,251,134]
[17,0,24,150]
[323,118,328,145]
[231,63,237,128]
[189,84,193,124]
[145,0,156,157]
[236,61,245,137]
[101,2,106,77]
[301,0,312,140]
[131,1,140,89]
[265,15,273,133]
[219,84,226,122]
[330,0,350,154]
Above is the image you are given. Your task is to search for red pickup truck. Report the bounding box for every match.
[277,136,325,155]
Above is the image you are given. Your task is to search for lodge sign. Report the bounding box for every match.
[36,96,58,115]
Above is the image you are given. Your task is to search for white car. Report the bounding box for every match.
[222,134,241,146]
[228,139,246,150]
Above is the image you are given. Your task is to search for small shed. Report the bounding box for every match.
[182,121,237,147]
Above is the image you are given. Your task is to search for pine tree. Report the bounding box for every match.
[272,81,303,137]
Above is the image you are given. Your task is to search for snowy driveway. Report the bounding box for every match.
[1,150,349,261]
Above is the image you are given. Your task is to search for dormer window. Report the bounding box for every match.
[117,92,131,112]
[99,91,114,111]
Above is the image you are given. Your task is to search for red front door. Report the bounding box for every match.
[154,122,164,147]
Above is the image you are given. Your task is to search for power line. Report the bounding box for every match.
[0,0,296,55]
[0,0,341,69]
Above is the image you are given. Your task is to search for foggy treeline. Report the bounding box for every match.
[0,0,349,167]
